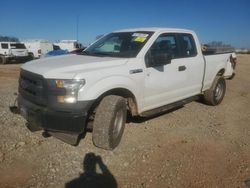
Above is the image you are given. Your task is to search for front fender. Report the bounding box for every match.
[78,76,143,111]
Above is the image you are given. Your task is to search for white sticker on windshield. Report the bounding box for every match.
[132,33,149,42]
[132,33,149,38]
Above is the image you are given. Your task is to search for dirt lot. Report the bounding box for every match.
[0,55,249,188]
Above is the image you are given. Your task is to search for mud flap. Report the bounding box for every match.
[47,131,82,146]
[26,122,43,132]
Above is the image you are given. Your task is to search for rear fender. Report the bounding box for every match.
[203,64,226,91]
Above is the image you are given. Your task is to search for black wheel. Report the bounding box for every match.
[92,95,127,150]
[203,76,226,106]
[28,53,34,61]
[0,56,6,64]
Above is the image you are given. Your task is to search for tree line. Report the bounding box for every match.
[0,35,19,42]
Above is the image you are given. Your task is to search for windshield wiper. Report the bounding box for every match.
[92,52,115,57]
[81,51,91,55]
[81,51,112,57]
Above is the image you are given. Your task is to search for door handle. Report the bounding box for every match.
[178,65,186,71]
[129,69,143,74]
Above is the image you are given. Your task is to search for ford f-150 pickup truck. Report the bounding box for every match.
[16,28,236,150]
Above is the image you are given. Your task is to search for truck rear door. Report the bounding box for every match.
[143,33,204,111]
[10,43,28,57]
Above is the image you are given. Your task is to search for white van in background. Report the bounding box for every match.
[54,40,82,52]
[0,42,29,64]
[23,40,53,58]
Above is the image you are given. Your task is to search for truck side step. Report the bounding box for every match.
[141,95,199,117]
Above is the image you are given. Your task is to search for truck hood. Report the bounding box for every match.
[21,54,128,79]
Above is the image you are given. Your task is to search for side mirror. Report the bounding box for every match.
[148,51,172,67]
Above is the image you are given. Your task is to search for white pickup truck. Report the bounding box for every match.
[16,28,236,150]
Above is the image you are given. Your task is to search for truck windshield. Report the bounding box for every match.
[10,43,26,49]
[83,31,153,58]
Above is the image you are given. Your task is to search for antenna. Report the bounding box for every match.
[76,15,79,41]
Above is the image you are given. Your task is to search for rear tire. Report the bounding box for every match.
[92,95,127,150]
[28,53,34,61]
[203,76,226,106]
[0,56,6,64]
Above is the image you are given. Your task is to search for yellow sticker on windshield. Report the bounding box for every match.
[134,36,146,42]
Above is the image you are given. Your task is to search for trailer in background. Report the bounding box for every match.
[23,40,53,59]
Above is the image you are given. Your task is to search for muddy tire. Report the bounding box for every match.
[0,56,6,64]
[203,76,226,106]
[92,95,127,150]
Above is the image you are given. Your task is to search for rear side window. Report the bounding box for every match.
[178,34,197,57]
[1,43,8,49]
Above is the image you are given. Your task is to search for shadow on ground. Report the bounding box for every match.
[65,153,117,188]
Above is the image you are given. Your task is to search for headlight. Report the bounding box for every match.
[49,79,85,103]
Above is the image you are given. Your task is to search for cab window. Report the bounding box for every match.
[178,34,197,57]
[149,34,178,59]
[145,33,179,67]
[1,43,8,49]
[10,43,26,49]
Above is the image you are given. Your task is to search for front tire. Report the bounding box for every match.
[92,95,127,150]
[203,76,226,106]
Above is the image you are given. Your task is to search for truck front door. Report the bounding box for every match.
[143,33,204,111]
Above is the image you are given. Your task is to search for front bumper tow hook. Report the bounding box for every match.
[9,94,19,114]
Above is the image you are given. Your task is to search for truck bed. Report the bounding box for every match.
[203,52,234,91]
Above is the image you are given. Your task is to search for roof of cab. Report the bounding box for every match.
[114,27,194,33]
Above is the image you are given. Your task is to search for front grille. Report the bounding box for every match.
[19,70,47,106]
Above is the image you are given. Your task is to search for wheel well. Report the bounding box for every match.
[28,52,34,57]
[92,88,139,116]
[217,69,225,76]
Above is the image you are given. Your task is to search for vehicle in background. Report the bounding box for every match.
[0,42,29,64]
[41,44,69,58]
[54,40,83,52]
[42,46,88,57]
[69,47,86,54]
[43,49,69,58]
[23,40,53,59]
[52,44,60,50]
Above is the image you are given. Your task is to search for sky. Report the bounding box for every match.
[0,0,249,48]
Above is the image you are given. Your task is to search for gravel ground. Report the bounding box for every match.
[0,55,249,188]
